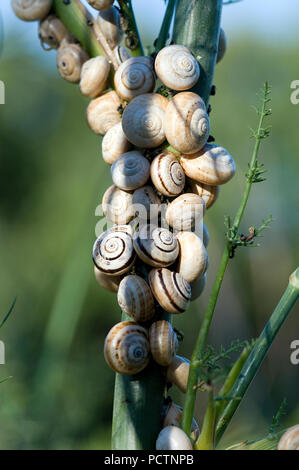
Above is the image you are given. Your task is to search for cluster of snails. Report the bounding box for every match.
[12,0,232,451]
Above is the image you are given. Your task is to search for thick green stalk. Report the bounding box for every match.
[173,0,223,104]
[194,389,216,450]
[155,0,178,53]
[216,268,299,444]
[117,1,144,56]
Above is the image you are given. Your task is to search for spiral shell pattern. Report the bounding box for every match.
[92,225,136,276]
[111,150,150,191]
[104,321,150,375]
[102,184,134,225]
[133,225,179,268]
[278,425,299,450]
[166,193,206,231]
[86,91,121,136]
[149,268,191,315]
[114,57,155,101]
[12,0,52,22]
[155,45,200,91]
[122,93,168,148]
[113,45,131,67]
[117,275,155,322]
[149,320,177,366]
[151,152,185,197]
[57,42,88,83]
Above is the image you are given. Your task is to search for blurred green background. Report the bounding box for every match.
[0,0,298,450]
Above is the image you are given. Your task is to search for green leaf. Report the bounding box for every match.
[0,297,16,329]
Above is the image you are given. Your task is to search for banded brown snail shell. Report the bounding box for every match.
[94,265,121,293]
[117,275,155,322]
[102,184,134,225]
[114,57,155,102]
[149,268,191,315]
[86,90,121,136]
[165,193,206,231]
[190,273,207,301]
[149,320,177,367]
[176,231,208,283]
[104,321,150,375]
[132,185,161,221]
[150,152,185,197]
[111,150,150,191]
[133,225,179,268]
[166,355,190,393]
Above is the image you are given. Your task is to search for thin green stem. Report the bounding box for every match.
[226,430,285,450]
[194,388,216,450]
[155,0,178,53]
[117,1,144,57]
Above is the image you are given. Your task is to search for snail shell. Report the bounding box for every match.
[86,90,121,136]
[94,265,121,293]
[155,45,200,91]
[166,355,190,393]
[57,41,88,83]
[149,268,191,315]
[165,193,206,231]
[102,184,134,225]
[117,275,155,322]
[217,28,227,64]
[149,320,177,367]
[180,144,236,186]
[114,57,155,102]
[12,0,52,21]
[39,15,72,50]
[132,185,161,221]
[104,321,150,375]
[80,56,110,98]
[156,426,193,451]
[163,402,199,441]
[278,425,299,450]
[188,177,220,209]
[190,273,207,301]
[164,92,210,154]
[176,231,208,283]
[97,6,123,49]
[111,150,150,191]
[122,93,168,148]
[150,152,185,197]
[133,225,179,268]
[113,45,131,67]
[102,122,131,165]
[92,225,136,276]
[87,0,114,10]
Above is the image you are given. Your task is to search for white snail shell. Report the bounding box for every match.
[94,265,121,293]
[132,185,161,221]
[102,122,131,165]
[113,45,131,67]
[277,425,299,450]
[57,41,88,83]
[97,6,123,49]
[122,93,168,148]
[111,150,150,191]
[149,320,177,367]
[86,90,121,136]
[155,45,200,91]
[104,321,150,375]
[87,0,114,10]
[92,225,136,276]
[150,152,185,197]
[163,402,199,441]
[39,15,72,50]
[133,225,179,268]
[114,57,155,102]
[165,193,206,231]
[176,231,208,283]
[166,355,190,393]
[156,426,193,451]
[117,275,155,322]
[180,144,236,186]
[217,28,227,64]
[102,184,134,225]
[188,177,220,209]
[190,273,207,301]
[164,92,210,154]
[80,56,110,98]
[12,0,52,21]
[149,268,191,315]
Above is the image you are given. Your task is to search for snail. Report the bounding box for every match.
[163,402,199,441]
[12,0,52,22]
[190,273,207,301]
[156,426,193,451]
[149,320,177,366]
[94,265,121,293]
[133,225,179,268]
[188,178,220,209]
[113,45,131,67]
[165,193,206,231]
[86,90,121,136]
[176,231,208,283]
[164,92,210,154]
[97,6,123,49]
[199,222,210,247]
[132,186,161,221]
[122,93,168,148]
[79,56,110,98]
[87,0,114,10]
[117,275,155,322]
[56,41,88,83]
[114,57,155,102]
[102,122,132,165]
[149,268,191,315]
[39,14,72,50]
[180,143,236,186]
[92,225,136,276]
[155,44,200,91]
[150,152,185,197]
[277,425,299,450]
[166,355,190,393]
[104,321,150,375]
[102,184,134,225]
[111,150,150,191]
[217,28,227,64]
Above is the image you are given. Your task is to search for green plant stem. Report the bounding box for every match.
[216,267,299,445]
[155,0,178,53]
[226,429,285,450]
[117,1,144,57]
[194,388,216,450]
